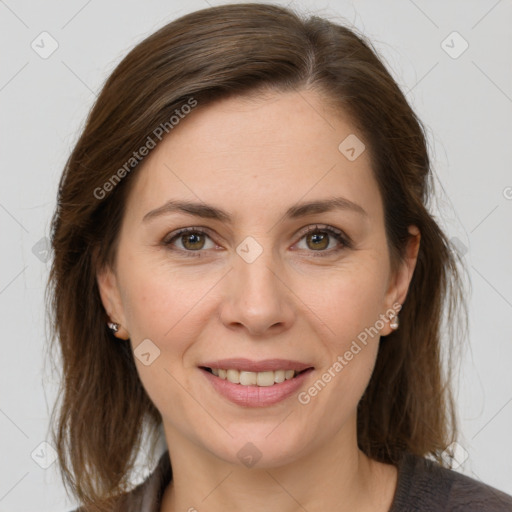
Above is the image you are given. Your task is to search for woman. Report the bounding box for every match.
[47,3,512,511]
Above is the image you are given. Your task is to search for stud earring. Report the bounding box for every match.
[390,314,399,330]
[107,322,120,333]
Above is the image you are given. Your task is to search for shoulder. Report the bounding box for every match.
[390,452,512,512]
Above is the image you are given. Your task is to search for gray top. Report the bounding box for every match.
[71,449,512,511]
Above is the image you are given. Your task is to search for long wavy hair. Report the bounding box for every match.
[45,3,468,511]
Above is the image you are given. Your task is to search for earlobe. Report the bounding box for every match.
[96,266,130,340]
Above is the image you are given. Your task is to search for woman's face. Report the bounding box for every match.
[98,89,419,468]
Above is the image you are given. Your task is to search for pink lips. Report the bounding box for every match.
[198,358,314,408]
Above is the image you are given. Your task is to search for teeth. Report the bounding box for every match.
[226,369,239,383]
[256,371,275,386]
[209,368,299,386]
[240,371,257,386]
[274,370,285,383]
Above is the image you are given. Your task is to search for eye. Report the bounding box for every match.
[294,224,351,256]
[163,227,216,256]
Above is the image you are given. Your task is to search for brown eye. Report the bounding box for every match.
[163,227,215,255]
[305,231,330,251]
[180,232,206,250]
[295,225,351,256]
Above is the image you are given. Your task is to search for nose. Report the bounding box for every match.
[218,243,295,337]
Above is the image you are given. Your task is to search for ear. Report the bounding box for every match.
[380,225,421,336]
[96,264,130,340]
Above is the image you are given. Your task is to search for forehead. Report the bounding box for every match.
[124,89,382,225]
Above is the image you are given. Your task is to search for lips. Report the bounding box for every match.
[198,358,315,406]
[199,362,314,407]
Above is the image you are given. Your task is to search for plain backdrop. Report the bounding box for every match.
[0,0,511,510]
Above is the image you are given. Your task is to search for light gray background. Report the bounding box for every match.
[1,0,511,510]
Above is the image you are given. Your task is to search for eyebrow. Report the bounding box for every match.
[142,196,368,224]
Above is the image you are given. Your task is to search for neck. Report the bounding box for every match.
[159,419,397,512]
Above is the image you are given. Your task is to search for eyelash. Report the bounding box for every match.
[162,224,352,258]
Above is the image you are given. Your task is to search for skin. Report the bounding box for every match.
[97,88,421,512]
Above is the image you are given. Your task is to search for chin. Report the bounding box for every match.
[203,428,309,470]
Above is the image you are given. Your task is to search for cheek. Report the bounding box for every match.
[313,256,389,343]
[300,252,389,397]
[117,262,216,417]
[118,255,223,348]
[295,264,387,419]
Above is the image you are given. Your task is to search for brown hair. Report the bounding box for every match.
[46,3,468,510]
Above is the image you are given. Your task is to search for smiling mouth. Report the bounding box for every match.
[200,366,313,386]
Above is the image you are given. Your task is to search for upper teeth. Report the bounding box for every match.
[211,368,297,386]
